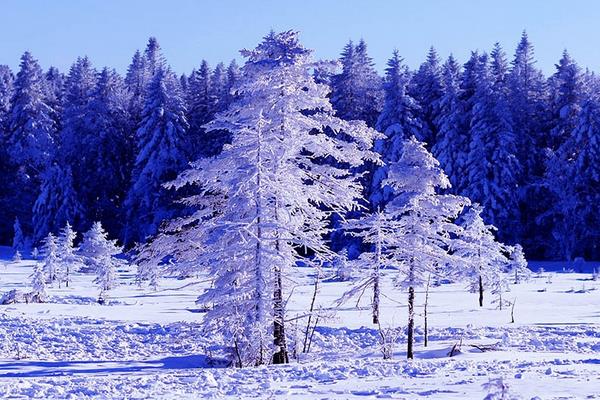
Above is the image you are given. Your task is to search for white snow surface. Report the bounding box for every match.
[0,247,598,399]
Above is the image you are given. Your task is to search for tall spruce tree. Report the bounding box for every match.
[123,67,190,245]
[6,52,58,239]
[371,50,423,209]
[78,68,133,235]
[548,51,582,151]
[432,55,467,192]
[330,39,383,127]
[409,47,443,146]
[141,31,380,366]
[464,52,521,242]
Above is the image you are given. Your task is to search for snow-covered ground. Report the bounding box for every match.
[0,247,598,399]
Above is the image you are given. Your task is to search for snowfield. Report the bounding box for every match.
[0,248,599,399]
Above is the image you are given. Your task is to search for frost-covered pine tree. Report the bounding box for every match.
[79,222,124,295]
[41,232,60,285]
[452,204,509,307]
[57,222,80,287]
[60,56,97,166]
[187,60,219,158]
[543,96,600,260]
[330,39,383,127]
[32,164,84,242]
[386,137,469,359]
[7,51,56,172]
[432,55,467,192]
[507,244,530,284]
[340,211,396,324]
[146,31,379,366]
[6,52,57,235]
[12,217,26,252]
[463,52,521,242]
[547,50,582,151]
[78,68,132,235]
[507,31,548,178]
[125,49,148,122]
[371,50,423,209]
[332,248,352,282]
[409,47,443,146]
[0,64,14,131]
[29,262,48,303]
[123,66,190,245]
[12,250,22,262]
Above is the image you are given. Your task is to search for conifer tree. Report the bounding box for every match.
[548,51,582,151]
[452,205,509,307]
[80,222,125,294]
[123,67,189,245]
[143,31,380,366]
[7,52,57,171]
[464,52,521,242]
[57,222,80,287]
[410,47,443,146]
[32,164,84,242]
[384,137,468,359]
[12,217,26,252]
[331,39,383,127]
[79,68,132,234]
[30,262,48,303]
[371,51,422,209]
[41,232,60,284]
[432,55,467,192]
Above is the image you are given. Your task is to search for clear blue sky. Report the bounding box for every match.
[0,0,598,76]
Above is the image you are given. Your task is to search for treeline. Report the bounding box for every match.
[1,32,598,260]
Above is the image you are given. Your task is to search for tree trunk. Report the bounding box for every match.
[424,274,431,347]
[407,286,415,359]
[478,275,484,307]
[272,266,288,364]
[372,228,382,324]
[372,268,380,324]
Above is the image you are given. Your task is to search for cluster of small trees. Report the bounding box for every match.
[133,31,530,367]
[27,221,124,303]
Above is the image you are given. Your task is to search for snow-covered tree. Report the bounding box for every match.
[330,39,383,127]
[32,164,84,242]
[7,51,57,172]
[340,211,396,324]
[371,50,423,209]
[385,137,468,359]
[506,244,530,284]
[432,55,467,192]
[187,60,220,157]
[332,248,352,282]
[12,217,26,252]
[0,64,14,131]
[78,68,132,235]
[144,31,380,366]
[547,50,582,151]
[123,66,190,245]
[125,49,148,122]
[507,31,548,177]
[5,52,57,237]
[543,97,600,260]
[452,205,509,307]
[79,222,124,294]
[57,222,80,287]
[409,47,443,146]
[60,56,97,162]
[29,262,48,303]
[41,232,60,285]
[463,52,521,242]
[12,250,22,262]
